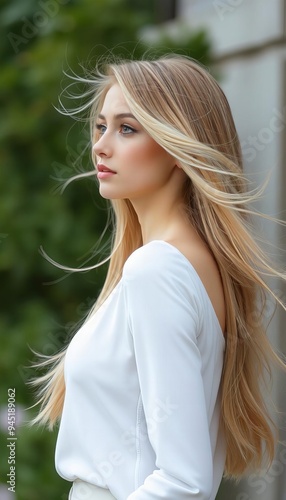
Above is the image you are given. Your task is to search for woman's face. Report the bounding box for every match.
[92,84,178,202]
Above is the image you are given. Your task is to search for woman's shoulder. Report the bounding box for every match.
[122,240,192,277]
[122,239,225,334]
[122,240,209,297]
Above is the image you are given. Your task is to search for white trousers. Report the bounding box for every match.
[69,480,116,500]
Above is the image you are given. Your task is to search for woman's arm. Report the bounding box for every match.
[122,244,216,500]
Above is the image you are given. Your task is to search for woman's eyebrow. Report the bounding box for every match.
[97,113,138,121]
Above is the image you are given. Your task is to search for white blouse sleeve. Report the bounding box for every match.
[122,245,215,500]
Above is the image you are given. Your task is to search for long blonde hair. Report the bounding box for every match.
[30,55,286,478]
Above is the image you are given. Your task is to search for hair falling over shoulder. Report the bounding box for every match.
[29,54,286,479]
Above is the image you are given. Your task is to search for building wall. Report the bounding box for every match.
[176,1,286,499]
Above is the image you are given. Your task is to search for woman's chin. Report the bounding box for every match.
[99,187,124,200]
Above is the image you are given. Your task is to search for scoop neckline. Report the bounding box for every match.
[146,239,226,343]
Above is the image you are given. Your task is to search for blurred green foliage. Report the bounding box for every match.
[0,0,212,498]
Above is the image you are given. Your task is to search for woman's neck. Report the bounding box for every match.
[130,196,191,245]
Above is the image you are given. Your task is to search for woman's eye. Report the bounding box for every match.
[95,123,136,136]
[120,124,135,135]
[95,124,106,135]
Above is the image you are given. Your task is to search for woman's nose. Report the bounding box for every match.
[92,134,112,159]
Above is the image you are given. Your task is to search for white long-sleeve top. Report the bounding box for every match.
[55,240,226,500]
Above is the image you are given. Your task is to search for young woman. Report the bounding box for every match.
[31,55,285,500]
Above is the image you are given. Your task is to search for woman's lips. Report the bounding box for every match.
[97,171,116,180]
[97,164,116,180]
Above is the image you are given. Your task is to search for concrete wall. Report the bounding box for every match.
[176,1,286,499]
